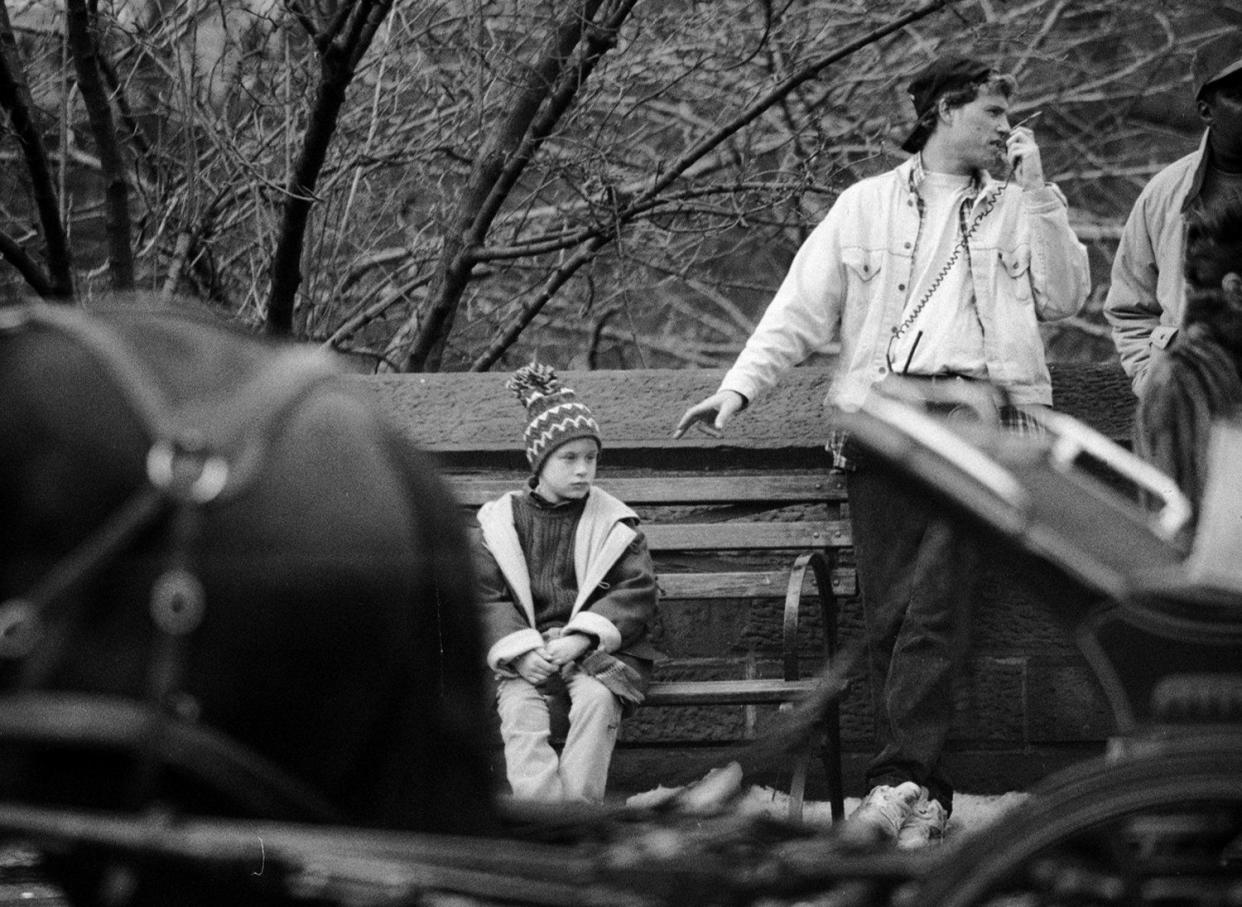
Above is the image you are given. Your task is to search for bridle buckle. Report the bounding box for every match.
[146,437,229,504]
[0,599,40,659]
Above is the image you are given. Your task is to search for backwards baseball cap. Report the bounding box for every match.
[1192,32,1242,101]
[901,54,995,154]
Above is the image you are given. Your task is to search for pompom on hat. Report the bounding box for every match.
[507,363,602,477]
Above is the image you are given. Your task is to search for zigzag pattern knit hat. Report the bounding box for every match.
[507,363,602,477]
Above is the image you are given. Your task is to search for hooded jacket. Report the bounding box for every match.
[475,487,657,675]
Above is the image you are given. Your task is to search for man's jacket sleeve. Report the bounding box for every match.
[719,203,847,404]
[1024,184,1090,322]
[1104,193,1163,393]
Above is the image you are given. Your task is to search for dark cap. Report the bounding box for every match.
[901,54,994,154]
[1193,32,1242,101]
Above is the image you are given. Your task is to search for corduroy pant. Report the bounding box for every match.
[496,667,622,803]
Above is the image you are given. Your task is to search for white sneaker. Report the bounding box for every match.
[846,781,922,842]
[896,792,948,850]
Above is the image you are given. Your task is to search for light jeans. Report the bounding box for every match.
[495,666,622,802]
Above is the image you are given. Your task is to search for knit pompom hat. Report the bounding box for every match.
[507,363,602,477]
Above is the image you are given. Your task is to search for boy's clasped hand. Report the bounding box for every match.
[514,633,593,685]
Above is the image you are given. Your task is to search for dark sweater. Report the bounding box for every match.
[511,491,586,631]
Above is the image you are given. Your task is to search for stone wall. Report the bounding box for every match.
[354,363,1140,797]
[356,362,1135,460]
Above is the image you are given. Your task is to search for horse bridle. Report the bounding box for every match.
[0,302,340,812]
[0,440,226,668]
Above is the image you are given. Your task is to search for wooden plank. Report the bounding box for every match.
[644,678,821,706]
[658,569,856,599]
[445,473,846,507]
[644,520,850,551]
[658,571,788,599]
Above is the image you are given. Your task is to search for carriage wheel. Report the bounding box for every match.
[911,736,1242,907]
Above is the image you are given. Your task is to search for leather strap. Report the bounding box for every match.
[1,304,349,819]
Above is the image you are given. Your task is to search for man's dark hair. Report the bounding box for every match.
[938,72,1016,114]
[905,72,1017,153]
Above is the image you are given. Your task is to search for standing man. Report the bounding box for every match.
[674,53,1088,848]
[1106,32,1242,397]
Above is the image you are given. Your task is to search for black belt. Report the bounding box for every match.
[900,372,980,384]
[878,373,997,420]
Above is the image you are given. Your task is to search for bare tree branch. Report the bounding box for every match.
[466,0,961,370]
[322,270,432,347]
[266,0,395,335]
[0,0,71,296]
[469,231,607,371]
[0,225,55,295]
[65,0,133,290]
[384,0,617,372]
[0,0,1211,372]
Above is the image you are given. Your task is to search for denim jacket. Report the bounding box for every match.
[1104,132,1211,395]
[720,155,1090,411]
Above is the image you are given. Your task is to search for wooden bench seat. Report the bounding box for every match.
[449,471,850,821]
[643,678,822,705]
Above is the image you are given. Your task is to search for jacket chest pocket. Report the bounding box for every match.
[842,248,884,299]
[995,245,1032,303]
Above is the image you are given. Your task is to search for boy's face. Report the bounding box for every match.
[536,438,599,504]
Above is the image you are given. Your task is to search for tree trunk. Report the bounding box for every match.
[0,1,72,297]
[387,0,614,372]
[65,0,133,291]
[266,0,395,336]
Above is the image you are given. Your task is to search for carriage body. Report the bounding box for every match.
[836,379,1242,905]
